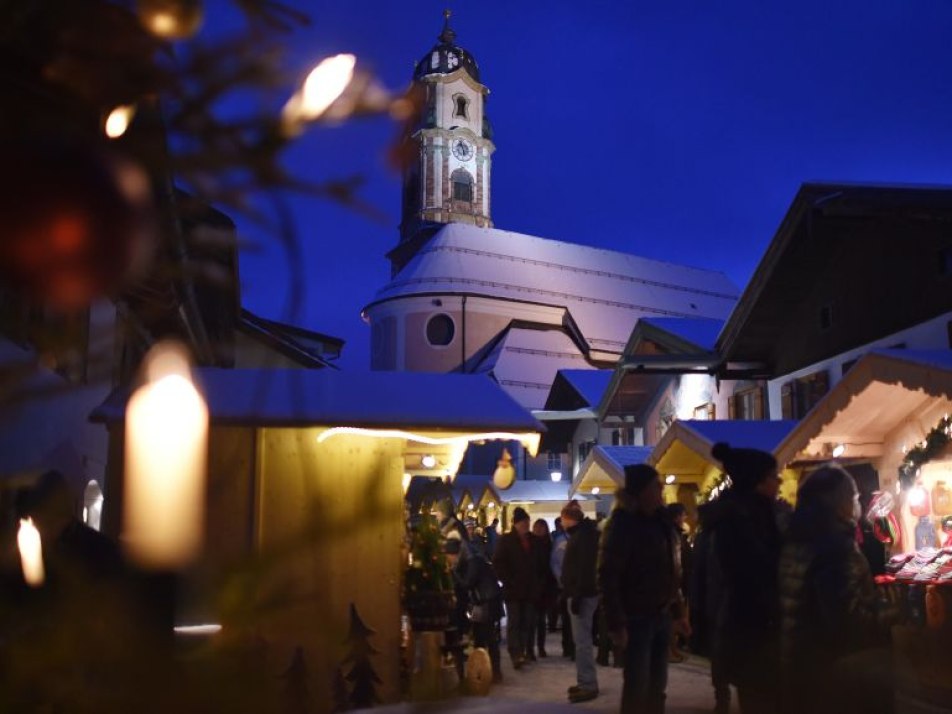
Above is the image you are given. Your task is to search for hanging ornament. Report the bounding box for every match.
[492,448,515,490]
[136,0,204,41]
[0,140,154,311]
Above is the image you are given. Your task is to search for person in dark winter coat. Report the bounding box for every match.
[560,502,601,703]
[689,501,731,714]
[493,507,547,669]
[779,465,898,714]
[447,538,504,683]
[598,465,689,714]
[705,442,783,714]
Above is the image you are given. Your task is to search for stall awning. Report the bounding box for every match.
[651,419,799,481]
[92,368,545,434]
[774,349,952,466]
[572,445,653,496]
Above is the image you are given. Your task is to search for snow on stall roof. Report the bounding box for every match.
[497,479,586,503]
[92,368,543,432]
[474,327,591,410]
[559,369,613,409]
[370,224,740,352]
[597,445,654,470]
[682,420,799,453]
[869,348,952,372]
[640,317,725,352]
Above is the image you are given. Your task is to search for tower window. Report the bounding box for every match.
[426,314,455,347]
[451,169,473,203]
[453,95,469,119]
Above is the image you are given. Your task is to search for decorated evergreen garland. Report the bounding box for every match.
[899,414,952,486]
[698,472,731,504]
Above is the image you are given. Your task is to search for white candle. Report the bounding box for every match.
[17,518,44,587]
[124,342,208,569]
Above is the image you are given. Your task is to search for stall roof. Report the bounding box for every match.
[650,419,799,479]
[559,370,614,409]
[498,480,585,504]
[774,349,952,465]
[91,368,545,432]
[572,445,653,496]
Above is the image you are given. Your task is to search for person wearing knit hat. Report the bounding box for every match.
[700,443,783,713]
[492,506,548,670]
[598,463,690,712]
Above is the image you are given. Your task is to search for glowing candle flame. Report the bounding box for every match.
[124,342,207,569]
[18,518,44,587]
[105,105,137,139]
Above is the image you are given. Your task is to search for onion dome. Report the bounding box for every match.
[413,10,481,83]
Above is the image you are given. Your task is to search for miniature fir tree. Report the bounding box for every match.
[405,515,453,596]
[343,603,381,709]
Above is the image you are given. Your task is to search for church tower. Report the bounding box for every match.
[396,12,494,262]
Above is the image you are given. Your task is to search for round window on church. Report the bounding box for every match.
[426,313,456,347]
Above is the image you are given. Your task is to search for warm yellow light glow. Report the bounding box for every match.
[282,54,356,128]
[18,518,44,587]
[421,454,437,469]
[402,473,412,494]
[147,11,178,36]
[665,474,676,485]
[104,104,137,139]
[174,624,222,636]
[591,487,601,495]
[316,427,541,456]
[487,501,496,509]
[125,341,208,569]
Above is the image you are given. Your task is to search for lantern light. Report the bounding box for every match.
[17,518,44,588]
[665,474,676,485]
[832,444,845,458]
[591,487,600,495]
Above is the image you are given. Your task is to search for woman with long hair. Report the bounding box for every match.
[528,518,557,659]
[779,465,897,714]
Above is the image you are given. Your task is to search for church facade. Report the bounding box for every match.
[363,14,740,413]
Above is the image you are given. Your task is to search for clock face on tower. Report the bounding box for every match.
[452,138,473,161]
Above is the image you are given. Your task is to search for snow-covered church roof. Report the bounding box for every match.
[367,223,740,354]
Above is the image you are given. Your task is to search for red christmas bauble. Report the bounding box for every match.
[0,141,153,311]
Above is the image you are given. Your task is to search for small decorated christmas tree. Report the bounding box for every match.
[405,515,453,596]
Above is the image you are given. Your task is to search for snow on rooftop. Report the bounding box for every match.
[93,368,543,432]
[640,317,725,352]
[681,419,799,454]
[475,327,591,410]
[371,224,739,352]
[597,445,654,470]
[497,479,579,503]
[559,369,613,409]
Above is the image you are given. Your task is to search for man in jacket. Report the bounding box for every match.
[493,507,545,669]
[598,465,689,714]
[560,502,601,703]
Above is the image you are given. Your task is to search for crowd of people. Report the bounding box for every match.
[439,443,899,714]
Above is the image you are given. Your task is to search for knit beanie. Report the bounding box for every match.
[624,464,659,495]
[711,442,777,491]
[512,506,530,524]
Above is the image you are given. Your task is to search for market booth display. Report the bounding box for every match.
[774,349,952,713]
[93,366,542,711]
[649,419,799,525]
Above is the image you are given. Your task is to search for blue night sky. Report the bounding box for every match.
[232,0,952,368]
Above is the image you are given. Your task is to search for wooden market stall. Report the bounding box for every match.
[92,368,542,712]
[649,419,799,527]
[773,349,952,713]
